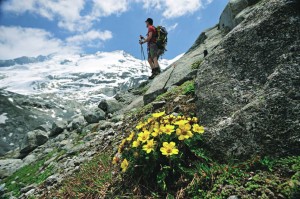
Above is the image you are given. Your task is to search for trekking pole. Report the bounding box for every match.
[141,44,149,71]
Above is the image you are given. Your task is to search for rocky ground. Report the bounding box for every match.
[0,0,299,198]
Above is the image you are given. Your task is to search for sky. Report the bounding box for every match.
[0,0,228,60]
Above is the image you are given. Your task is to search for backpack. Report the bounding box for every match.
[155,26,168,55]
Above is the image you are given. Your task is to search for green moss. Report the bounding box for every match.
[3,150,58,198]
[191,59,203,70]
[183,81,195,95]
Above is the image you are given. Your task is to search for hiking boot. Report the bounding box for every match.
[149,73,157,79]
[157,67,161,74]
[148,69,155,80]
[149,67,161,79]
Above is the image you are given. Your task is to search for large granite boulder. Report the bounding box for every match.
[0,159,23,178]
[83,109,106,124]
[20,130,49,157]
[195,0,300,160]
[50,121,67,137]
[98,99,123,114]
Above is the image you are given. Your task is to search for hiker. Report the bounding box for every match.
[139,18,161,79]
[204,50,208,57]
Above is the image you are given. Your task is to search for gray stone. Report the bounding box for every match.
[20,130,49,155]
[70,115,86,130]
[23,154,37,166]
[186,98,196,103]
[196,0,300,160]
[228,196,239,199]
[20,184,36,193]
[111,115,124,123]
[24,188,35,196]
[0,159,23,178]
[50,121,67,137]
[152,101,166,110]
[82,123,101,134]
[35,123,52,132]
[45,175,59,186]
[143,67,172,104]
[99,121,113,130]
[98,99,122,114]
[123,96,144,112]
[83,109,106,124]
[98,99,108,111]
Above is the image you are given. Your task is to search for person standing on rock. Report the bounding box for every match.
[139,18,161,79]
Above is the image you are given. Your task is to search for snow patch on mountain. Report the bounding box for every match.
[0,51,182,105]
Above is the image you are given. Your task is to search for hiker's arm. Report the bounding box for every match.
[142,32,153,44]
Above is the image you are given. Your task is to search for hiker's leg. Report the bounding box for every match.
[153,56,159,69]
[147,47,155,69]
[148,57,155,69]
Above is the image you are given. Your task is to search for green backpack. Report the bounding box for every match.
[155,26,168,54]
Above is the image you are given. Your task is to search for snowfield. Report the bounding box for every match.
[0,51,182,105]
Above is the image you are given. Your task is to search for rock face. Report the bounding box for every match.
[219,0,260,30]
[195,0,300,160]
[0,90,84,156]
[143,25,224,104]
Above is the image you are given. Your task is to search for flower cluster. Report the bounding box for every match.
[113,112,205,173]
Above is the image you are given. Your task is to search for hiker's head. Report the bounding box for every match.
[145,18,153,27]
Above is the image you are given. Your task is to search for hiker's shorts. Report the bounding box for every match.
[147,43,158,60]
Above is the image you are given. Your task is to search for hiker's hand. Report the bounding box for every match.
[139,40,144,44]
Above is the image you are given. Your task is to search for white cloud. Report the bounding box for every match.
[2,0,130,32]
[67,30,113,46]
[136,0,214,18]
[3,0,87,31]
[162,0,202,18]
[3,0,214,32]
[167,23,178,31]
[92,0,129,17]
[0,26,77,60]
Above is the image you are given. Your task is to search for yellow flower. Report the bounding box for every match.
[112,156,119,165]
[154,122,160,129]
[136,122,144,130]
[174,119,189,126]
[193,124,205,134]
[160,125,166,133]
[147,117,153,124]
[181,123,192,131]
[126,132,135,141]
[142,139,156,153]
[132,140,140,148]
[164,124,175,135]
[138,131,150,143]
[192,117,198,123]
[160,142,179,156]
[152,111,165,118]
[121,159,129,172]
[151,128,160,137]
[118,139,127,153]
[176,128,193,140]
